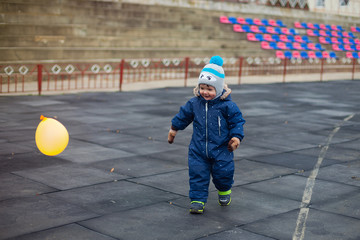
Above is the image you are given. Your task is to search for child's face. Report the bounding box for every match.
[199,84,216,100]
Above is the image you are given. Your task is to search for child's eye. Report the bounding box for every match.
[207,76,212,80]
[200,74,204,78]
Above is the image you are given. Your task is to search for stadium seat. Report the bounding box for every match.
[294,35,303,43]
[319,30,327,37]
[292,51,301,58]
[348,38,355,44]
[322,51,330,58]
[319,37,329,44]
[253,18,262,25]
[259,26,267,33]
[276,50,285,59]
[237,17,247,24]
[302,35,310,43]
[228,17,238,24]
[307,29,316,36]
[255,33,264,41]
[300,51,309,58]
[315,51,323,58]
[344,44,352,51]
[261,19,269,26]
[261,41,271,49]
[268,19,277,26]
[264,34,273,41]
[269,42,278,49]
[355,39,360,44]
[233,24,243,32]
[286,42,294,49]
[307,43,316,50]
[247,33,257,41]
[284,51,292,58]
[280,34,289,42]
[346,52,354,58]
[343,38,350,45]
[350,26,357,32]
[266,27,276,34]
[307,22,314,29]
[332,44,341,51]
[315,43,325,51]
[301,43,309,50]
[337,38,344,44]
[348,32,356,38]
[352,52,359,58]
[272,34,280,42]
[277,42,287,49]
[220,16,230,24]
[350,45,356,51]
[245,18,254,25]
[331,37,339,44]
[355,45,360,51]
[325,24,331,30]
[325,30,332,36]
[276,20,286,27]
[242,25,251,32]
[308,51,316,58]
[313,23,320,29]
[337,31,343,38]
[331,24,337,31]
[250,25,260,33]
[289,28,297,35]
[287,35,295,42]
[319,24,327,30]
[331,31,339,37]
[274,27,282,35]
[294,22,302,28]
[337,25,344,32]
[301,22,308,28]
[281,28,290,35]
[329,51,337,58]
[293,42,303,50]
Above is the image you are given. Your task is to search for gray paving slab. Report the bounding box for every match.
[13,164,128,190]
[1,80,360,240]
[0,195,98,239]
[242,208,360,240]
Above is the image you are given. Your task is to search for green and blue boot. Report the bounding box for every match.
[218,190,231,206]
[189,201,205,214]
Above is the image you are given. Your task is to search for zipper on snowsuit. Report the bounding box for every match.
[218,116,221,136]
[205,102,209,158]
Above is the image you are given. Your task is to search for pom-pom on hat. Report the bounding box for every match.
[198,56,225,99]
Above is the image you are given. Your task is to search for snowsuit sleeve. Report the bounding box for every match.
[171,100,194,131]
[227,102,245,141]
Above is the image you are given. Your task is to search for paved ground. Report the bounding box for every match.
[0,80,359,240]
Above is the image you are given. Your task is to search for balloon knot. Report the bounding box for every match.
[40,115,45,120]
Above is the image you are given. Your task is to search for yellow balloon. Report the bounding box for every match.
[35,115,69,156]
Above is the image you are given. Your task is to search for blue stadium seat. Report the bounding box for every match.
[276,20,286,27]
[269,42,278,49]
[300,51,309,58]
[259,26,267,33]
[315,51,323,58]
[289,28,297,35]
[348,32,356,38]
[284,51,292,59]
[301,35,310,43]
[242,25,251,32]
[301,43,309,50]
[352,52,359,59]
[245,18,254,25]
[286,42,294,50]
[228,17,238,24]
[329,51,337,58]
[301,22,308,28]
[272,34,280,42]
[287,35,295,42]
[315,43,324,51]
[261,19,269,26]
[255,33,264,41]
[274,27,282,35]
[313,23,320,29]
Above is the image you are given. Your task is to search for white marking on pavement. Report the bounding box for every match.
[292,114,355,240]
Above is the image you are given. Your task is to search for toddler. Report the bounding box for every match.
[168,56,245,214]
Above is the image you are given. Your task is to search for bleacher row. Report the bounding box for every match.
[220,16,360,59]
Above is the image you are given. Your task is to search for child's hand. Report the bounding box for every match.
[168,127,177,144]
[227,137,240,152]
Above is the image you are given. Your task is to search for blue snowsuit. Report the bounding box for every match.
[171,89,245,203]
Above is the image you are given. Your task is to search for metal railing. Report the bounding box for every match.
[1,56,359,95]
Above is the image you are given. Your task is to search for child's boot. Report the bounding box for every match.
[189,201,205,214]
[218,190,231,206]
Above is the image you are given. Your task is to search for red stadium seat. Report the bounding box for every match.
[342,31,349,38]
[306,29,316,36]
[233,24,243,32]
[253,18,262,25]
[331,37,339,44]
[263,34,273,41]
[308,51,316,58]
[319,30,327,36]
[331,31,339,37]
[356,45,360,51]
[346,52,354,58]
[280,34,289,42]
[292,51,301,58]
[307,22,315,29]
[277,42,287,49]
[261,41,271,49]
[266,27,276,34]
[344,44,352,51]
[331,25,337,31]
[308,43,316,50]
[276,51,285,59]
[355,39,360,44]
[250,25,260,33]
[350,26,357,32]
[322,51,330,58]
[343,38,350,44]
[319,24,327,30]
[281,28,290,35]
[294,22,303,28]
[237,17,246,24]
[332,44,341,51]
[268,19,277,26]
[294,35,303,43]
[247,33,257,41]
[293,42,303,50]
[219,16,230,24]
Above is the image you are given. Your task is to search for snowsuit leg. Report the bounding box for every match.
[211,158,234,192]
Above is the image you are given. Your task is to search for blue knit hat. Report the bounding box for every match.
[198,56,225,99]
